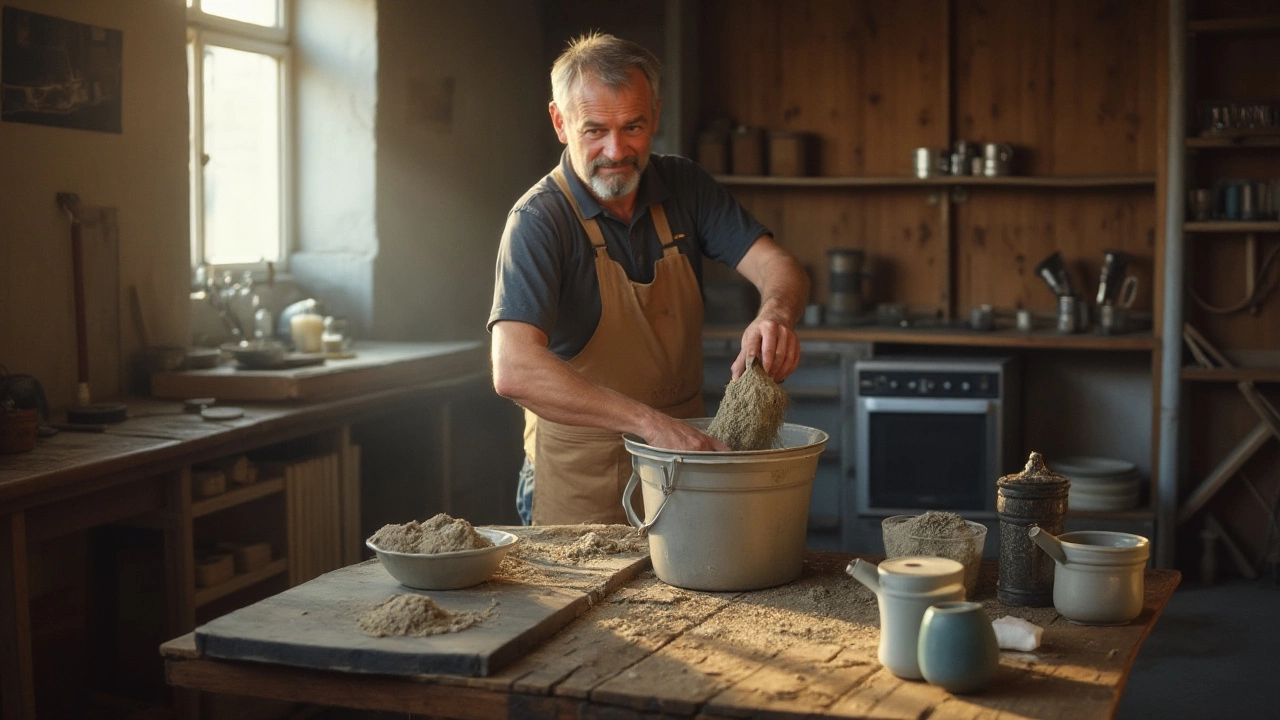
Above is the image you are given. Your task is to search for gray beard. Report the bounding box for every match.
[588,169,641,200]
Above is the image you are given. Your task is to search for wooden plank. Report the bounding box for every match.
[1177,422,1273,523]
[343,441,362,565]
[1205,513,1260,581]
[704,324,1159,351]
[150,341,485,402]
[25,474,166,543]
[498,577,740,700]
[0,512,35,719]
[191,477,284,519]
[713,175,1157,187]
[194,558,289,608]
[194,528,651,678]
[165,468,197,635]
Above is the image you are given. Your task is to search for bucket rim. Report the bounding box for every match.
[623,419,829,458]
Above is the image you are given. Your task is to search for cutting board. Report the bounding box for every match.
[149,341,484,401]
[195,535,650,677]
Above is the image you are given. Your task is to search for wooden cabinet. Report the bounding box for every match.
[1165,1,1280,577]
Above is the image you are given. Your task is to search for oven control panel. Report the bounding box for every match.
[857,371,1000,398]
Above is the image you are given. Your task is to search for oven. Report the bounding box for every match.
[854,356,1021,519]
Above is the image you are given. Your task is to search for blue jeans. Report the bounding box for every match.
[516,456,534,526]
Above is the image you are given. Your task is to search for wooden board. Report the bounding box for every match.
[150,341,485,402]
[194,530,650,677]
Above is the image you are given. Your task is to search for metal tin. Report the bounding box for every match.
[996,452,1070,606]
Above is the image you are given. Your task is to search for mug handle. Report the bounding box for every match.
[1118,275,1139,309]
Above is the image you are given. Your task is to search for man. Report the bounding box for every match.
[489,32,808,525]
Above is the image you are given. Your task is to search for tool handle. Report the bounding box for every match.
[70,220,89,386]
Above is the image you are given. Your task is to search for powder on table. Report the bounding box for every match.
[707,357,788,451]
[357,594,494,637]
[368,513,493,554]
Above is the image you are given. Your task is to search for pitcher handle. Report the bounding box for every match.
[622,456,680,535]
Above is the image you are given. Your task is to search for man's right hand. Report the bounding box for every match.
[639,413,730,452]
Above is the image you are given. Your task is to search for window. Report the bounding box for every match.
[188,0,290,268]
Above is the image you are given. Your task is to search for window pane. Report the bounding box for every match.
[202,45,280,265]
[201,0,279,28]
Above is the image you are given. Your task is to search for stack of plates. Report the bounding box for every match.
[1050,456,1142,511]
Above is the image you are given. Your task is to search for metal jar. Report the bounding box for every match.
[996,453,1070,606]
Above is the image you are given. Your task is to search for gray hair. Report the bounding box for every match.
[551,32,661,116]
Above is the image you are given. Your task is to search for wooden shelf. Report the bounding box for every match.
[706,326,1158,352]
[192,477,285,519]
[1184,221,1280,233]
[194,558,288,608]
[1181,366,1280,383]
[1187,132,1280,149]
[1188,16,1280,35]
[711,174,1156,189]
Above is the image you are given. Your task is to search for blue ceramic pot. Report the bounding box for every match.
[917,601,999,693]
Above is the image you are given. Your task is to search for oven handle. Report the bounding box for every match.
[860,397,995,414]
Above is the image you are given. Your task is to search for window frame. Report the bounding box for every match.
[187,0,293,272]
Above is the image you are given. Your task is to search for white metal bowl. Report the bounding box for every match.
[367,528,519,590]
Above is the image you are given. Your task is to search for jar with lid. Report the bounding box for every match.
[997,452,1070,606]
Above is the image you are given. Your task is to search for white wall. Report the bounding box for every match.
[0,0,189,409]
[372,0,550,341]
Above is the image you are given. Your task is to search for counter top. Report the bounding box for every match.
[703,325,1158,351]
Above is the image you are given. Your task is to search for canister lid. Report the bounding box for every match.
[998,451,1070,489]
[877,557,965,594]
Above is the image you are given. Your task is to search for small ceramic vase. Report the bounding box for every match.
[917,601,999,693]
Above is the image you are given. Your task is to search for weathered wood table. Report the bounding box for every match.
[162,549,1180,720]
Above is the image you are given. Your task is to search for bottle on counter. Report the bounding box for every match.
[997,452,1070,607]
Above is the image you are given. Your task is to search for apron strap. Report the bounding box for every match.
[551,166,609,256]
[649,202,682,258]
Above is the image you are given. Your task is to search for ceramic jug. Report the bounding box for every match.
[917,601,1000,693]
[847,557,965,679]
[1030,527,1149,625]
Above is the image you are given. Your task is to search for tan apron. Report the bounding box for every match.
[524,165,705,525]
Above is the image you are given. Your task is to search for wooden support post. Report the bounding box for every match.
[0,512,36,719]
[1206,513,1259,581]
[163,469,199,720]
[1177,422,1272,525]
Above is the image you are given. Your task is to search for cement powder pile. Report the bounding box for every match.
[707,358,788,451]
[368,513,492,554]
[357,594,494,637]
[882,510,983,592]
[511,524,647,564]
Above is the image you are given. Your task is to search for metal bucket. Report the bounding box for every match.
[622,418,828,591]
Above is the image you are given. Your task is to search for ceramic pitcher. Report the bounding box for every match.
[1030,527,1149,625]
[847,557,965,679]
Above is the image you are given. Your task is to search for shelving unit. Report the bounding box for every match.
[194,558,289,608]
[1160,0,1280,572]
[713,175,1157,189]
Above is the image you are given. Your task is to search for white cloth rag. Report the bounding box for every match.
[993,615,1043,651]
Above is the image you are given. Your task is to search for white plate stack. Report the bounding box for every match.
[1050,456,1142,511]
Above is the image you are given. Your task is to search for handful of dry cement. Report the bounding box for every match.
[707,357,788,451]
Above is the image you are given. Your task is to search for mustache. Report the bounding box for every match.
[591,156,639,171]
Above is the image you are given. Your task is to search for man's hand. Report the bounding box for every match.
[640,413,730,452]
[732,311,799,381]
[731,236,809,382]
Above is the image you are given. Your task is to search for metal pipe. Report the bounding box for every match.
[1157,0,1187,569]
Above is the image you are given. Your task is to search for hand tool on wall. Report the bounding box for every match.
[56,192,129,424]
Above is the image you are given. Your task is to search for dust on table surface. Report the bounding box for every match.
[357,593,497,637]
[491,524,649,590]
[368,513,493,554]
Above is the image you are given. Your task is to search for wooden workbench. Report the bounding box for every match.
[1,341,489,720]
[161,553,1181,720]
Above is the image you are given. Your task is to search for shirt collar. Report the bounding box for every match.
[557,150,671,222]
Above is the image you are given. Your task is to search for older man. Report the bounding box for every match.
[489,32,808,525]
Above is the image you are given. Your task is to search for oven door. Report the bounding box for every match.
[856,396,999,517]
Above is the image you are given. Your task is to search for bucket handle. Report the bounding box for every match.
[623,455,681,535]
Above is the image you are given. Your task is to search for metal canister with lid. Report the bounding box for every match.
[997,452,1070,606]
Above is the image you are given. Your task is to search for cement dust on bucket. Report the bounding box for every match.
[707,356,788,451]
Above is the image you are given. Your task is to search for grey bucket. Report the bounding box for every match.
[623,418,828,591]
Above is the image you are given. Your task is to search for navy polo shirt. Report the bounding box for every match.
[488,151,770,360]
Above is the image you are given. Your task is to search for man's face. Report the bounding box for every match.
[550,67,661,202]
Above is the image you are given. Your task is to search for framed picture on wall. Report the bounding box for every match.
[1,5,123,134]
